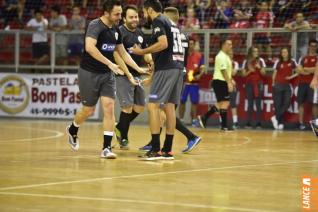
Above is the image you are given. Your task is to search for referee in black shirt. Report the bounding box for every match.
[66,0,147,159]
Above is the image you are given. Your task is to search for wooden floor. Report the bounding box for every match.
[0,119,318,211]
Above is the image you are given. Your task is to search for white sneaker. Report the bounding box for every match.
[278,124,284,130]
[100,148,117,159]
[271,116,278,130]
[66,125,79,151]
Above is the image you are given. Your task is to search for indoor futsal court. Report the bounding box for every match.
[0,119,317,211]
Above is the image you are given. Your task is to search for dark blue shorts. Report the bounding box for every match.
[180,84,199,104]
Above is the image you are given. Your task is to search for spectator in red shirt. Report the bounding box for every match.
[254,0,274,60]
[271,47,298,130]
[296,39,318,130]
[242,46,266,128]
[180,7,200,30]
[179,38,205,127]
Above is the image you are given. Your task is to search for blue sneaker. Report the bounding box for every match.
[182,136,201,153]
[139,143,152,151]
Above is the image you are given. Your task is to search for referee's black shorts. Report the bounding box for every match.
[212,79,230,102]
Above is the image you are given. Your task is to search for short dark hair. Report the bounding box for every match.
[164,7,179,15]
[34,9,43,15]
[220,38,231,48]
[309,39,318,46]
[144,0,162,13]
[102,0,122,13]
[123,4,138,18]
[51,5,60,14]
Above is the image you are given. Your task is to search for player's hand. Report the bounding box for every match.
[142,77,152,86]
[310,78,318,89]
[137,67,150,75]
[228,81,234,93]
[127,74,139,86]
[148,62,155,73]
[108,63,124,75]
[231,79,236,87]
[129,44,144,55]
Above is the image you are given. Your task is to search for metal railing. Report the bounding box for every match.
[0,28,317,73]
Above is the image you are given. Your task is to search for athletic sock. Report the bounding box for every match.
[220,109,227,128]
[151,134,160,152]
[69,121,79,135]
[103,131,114,149]
[117,111,131,139]
[162,134,174,153]
[176,117,196,140]
[129,110,139,122]
[203,105,218,120]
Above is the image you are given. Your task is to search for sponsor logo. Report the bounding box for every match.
[0,75,29,114]
[101,43,116,52]
[115,32,118,41]
[138,36,143,43]
[154,27,160,34]
[302,176,318,210]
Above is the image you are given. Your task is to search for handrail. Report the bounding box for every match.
[0,28,317,73]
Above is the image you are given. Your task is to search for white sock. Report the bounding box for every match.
[233,115,238,123]
[73,121,80,127]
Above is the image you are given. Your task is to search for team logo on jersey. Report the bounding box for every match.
[154,27,160,34]
[115,32,119,41]
[101,43,116,52]
[138,36,143,44]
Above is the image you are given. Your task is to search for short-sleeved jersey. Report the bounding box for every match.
[298,55,318,83]
[150,14,184,71]
[242,58,266,83]
[186,51,202,83]
[273,59,297,84]
[80,18,122,73]
[119,25,146,77]
[213,50,232,81]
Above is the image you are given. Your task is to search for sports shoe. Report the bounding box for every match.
[140,150,162,161]
[271,116,278,130]
[161,151,174,160]
[100,147,117,159]
[66,125,79,151]
[139,142,152,151]
[233,122,239,129]
[310,120,318,137]
[299,123,306,130]
[221,127,234,132]
[278,124,284,130]
[182,136,201,153]
[245,122,252,128]
[119,138,129,150]
[197,115,206,128]
[191,119,200,128]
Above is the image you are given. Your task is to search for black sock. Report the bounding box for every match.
[117,111,131,139]
[69,122,79,135]
[220,109,227,128]
[204,105,218,120]
[162,134,174,153]
[103,132,113,149]
[129,110,139,122]
[147,128,162,146]
[176,117,196,140]
[151,134,160,152]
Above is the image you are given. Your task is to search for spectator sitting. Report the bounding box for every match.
[2,0,24,30]
[25,9,49,66]
[194,0,211,26]
[180,7,200,30]
[231,0,252,28]
[254,0,274,60]
[214,0,233,29]
[284,13,311,61]
[67,5,86,65]
[49,5,68,66]
[272,0,293,26]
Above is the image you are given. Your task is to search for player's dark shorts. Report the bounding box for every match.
[180,83,200,104]
[116,75,145,108]
[78,68,115,106]
[297,83,314,104]
[149,69,183,104]
[32,42,49,58]
[212,79,230,102]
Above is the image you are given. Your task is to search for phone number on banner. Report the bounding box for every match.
[30,108,77,116]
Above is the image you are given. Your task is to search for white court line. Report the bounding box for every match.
[0,126,64,142]
[0,159,317,191]
[0,191,274,212]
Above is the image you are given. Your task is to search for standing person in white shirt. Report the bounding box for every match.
[25,9,49,66]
